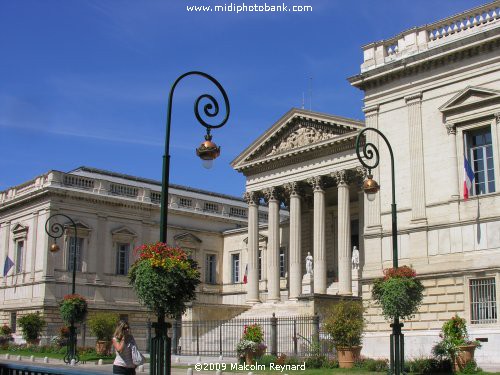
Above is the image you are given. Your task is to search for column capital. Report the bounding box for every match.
[495,112,500,125]
[262,186,280,202]
[332,170,348,186]
[445,123,456,135]
[404,92,423,104]
[283,181,304,197]
[243,191,261,205]
[307,176,325,192]
[363,104,379,115]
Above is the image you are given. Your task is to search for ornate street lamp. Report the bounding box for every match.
[355,128,404,375]
[152,71,230,375]
[45,213,79,364]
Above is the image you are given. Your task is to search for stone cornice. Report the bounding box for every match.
[349,28,500,91]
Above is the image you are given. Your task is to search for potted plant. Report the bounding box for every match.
[17,312,46,346]
[59,294,88,325]
[88,312,119,355]
[323,299,365,368]
[372,266,424,321]
[235,324,267,365]
[0,325,13,349]
[432,314,481,372]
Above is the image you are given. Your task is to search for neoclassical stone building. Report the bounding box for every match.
[1,0,499,367]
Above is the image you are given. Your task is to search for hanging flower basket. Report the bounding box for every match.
[129,242,200,317]
[235,325,267,364]
[59,294,88,325]
[372,266,424,320]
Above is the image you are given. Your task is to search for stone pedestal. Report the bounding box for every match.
[302,273,314,294]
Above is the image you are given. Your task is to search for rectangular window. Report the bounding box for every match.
[279,247,286,278]
[179,198,193,208]
[15,240,24,273]
[203,202,219,213]
[229,207,247,218]
[10,312,16,332]
[68,237,83,272]
[465,127,496,196]
[205,254,217,284]
[470,278,497,324]
[116,243,130,275]
[231,254,240,283]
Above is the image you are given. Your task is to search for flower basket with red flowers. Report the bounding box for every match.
[372,266,424,321]
[59,294,88,325]
[129,242,200,317]
[236,324,267,364]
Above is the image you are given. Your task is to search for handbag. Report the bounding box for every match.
[130,339,144,366]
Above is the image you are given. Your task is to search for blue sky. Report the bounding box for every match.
[0,0,486,197]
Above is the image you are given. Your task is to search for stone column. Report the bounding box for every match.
[263,187,281,302]
[244,191,260,304]
[284,182,302,300]
[405,93,427,223]
[308,176,326,294]
[363,105,382,230]
[334,170,352,295]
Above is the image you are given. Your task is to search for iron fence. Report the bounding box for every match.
[175,314,330,357]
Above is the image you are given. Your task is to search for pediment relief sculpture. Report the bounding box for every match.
[267,126,336,156]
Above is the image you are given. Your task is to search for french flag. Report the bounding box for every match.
[243,264,248,284]
[464,156,475,200]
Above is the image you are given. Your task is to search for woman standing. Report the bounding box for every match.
[112,321,136,375]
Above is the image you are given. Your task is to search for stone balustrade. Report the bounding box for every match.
[0,170,257,223]
[361,3,500,72]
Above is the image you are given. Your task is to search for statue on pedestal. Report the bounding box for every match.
[352,246,360,270]
[305,252,314,275]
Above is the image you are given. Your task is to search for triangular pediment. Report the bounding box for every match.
[174,232,202,245]
[12,223,28,234]
[111,226,137,237]
[65,220,91,230]
[439,86,500,113]
[232,108,363,173]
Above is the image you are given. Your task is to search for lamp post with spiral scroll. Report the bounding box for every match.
[151,71,230,375]
[355,128,404,375]
[44,213,78,364]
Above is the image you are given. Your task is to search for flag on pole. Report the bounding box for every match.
[243,264,248,284]
[464,156,475,200]
[3,256,14,277]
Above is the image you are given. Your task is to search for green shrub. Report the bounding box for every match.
[17,312,46,343]
[304,355,326,368]
[257,354,277,366]
[405,357,452,374]
[355,357,389,372]
[321,358,339,368]
[87,312,119,341]
[284,356,301,366]
[323,299,364,348]
[459,359,482,374]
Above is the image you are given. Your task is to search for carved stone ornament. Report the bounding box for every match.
[332,170,348,186]
[268,126,335,156]
[307,176,325,192]
[445,123,456,135]
[262,187,279,202]
[495,113,500,125]
[243,191,260,205]
[284,181,303,197]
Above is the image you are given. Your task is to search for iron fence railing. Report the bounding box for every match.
[175,314,329,357]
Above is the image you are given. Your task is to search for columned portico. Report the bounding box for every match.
[244,191,260,304]
[264,187,281,302]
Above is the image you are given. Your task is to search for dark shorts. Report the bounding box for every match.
[113,365,136,375]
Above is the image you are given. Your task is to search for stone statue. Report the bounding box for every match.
[305,252,314,275]
[352,246,360,269]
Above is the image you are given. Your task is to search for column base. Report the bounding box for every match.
[246,299,261,305]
